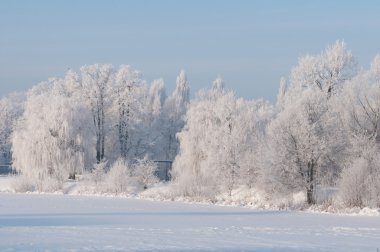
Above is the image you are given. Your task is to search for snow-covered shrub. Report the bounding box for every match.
[132,157,159,190]
[35,176,64,192]
[339,154,380,208]
[171,173,218,200]
[339,158,367,207]
[90,160,108,186]
[12,174,64,193]
[314,186,338,206]
[104,159,131,194]
[11,175,35,192]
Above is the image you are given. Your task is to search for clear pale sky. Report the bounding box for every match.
[1,0,380,101]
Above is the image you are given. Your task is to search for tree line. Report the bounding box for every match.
[1,41,379,208]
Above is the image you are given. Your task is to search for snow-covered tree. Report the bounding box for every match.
[265,41,356,204]
[113,65,144,159]
[337,55,380,207]
[11,64,175,186]
[0,92,25,164]
[172,79,273,198]
[289,40,356,98]
[265,91,331,204]
[81,64,113,164]
[162,70,190,161]
[12,76,86,183]
[144,79,167,159]
[148,79,166,117]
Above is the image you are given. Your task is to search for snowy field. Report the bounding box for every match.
[0,193,379,252]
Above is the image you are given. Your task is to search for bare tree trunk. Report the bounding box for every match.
[100,98,105,161]
[118,102,129,159]
[119,112,123,157]
[306,159,315,205]
[167,129,172,161]
[95,107,101,164]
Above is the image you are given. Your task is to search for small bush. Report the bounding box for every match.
[91,160,108,186]
[339,158,369,208]
[36,176,64,192]
[104,159,131,194]
[12,175,35,192]
[133,157,159,190]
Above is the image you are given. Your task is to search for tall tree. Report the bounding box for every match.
[12,76,85,183]
[265,41,356,204]
[162,70,190,161]
[172,79,273,198]
[338,55,380,207]
[0,92,25,164]
[81,64,113,164]
[289,40,356,98]
[113,65,143,159]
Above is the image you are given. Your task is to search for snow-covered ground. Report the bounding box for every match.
[0,193,379,252]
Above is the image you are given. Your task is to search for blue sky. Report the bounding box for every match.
[1,0,380,101]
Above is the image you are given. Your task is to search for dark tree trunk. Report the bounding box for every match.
[118,100,129,159]
[96,149,101,164]
[96,117,101,164]
[100,101,105,161]
[307,185,314,205]
[95,103,103,164]
[306,159,315,205]
[167,131,172,161]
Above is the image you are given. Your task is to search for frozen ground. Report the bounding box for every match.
[0,193,379,251]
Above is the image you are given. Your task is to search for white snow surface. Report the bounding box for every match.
[0,193,380,252]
